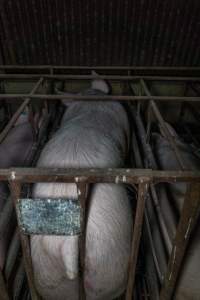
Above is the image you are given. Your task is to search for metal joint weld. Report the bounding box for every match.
[10,171,16,180]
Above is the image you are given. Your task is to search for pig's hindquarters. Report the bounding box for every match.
[31,184,132,300]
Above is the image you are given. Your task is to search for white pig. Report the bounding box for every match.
[152,123,200,300]
[31,76,133,300]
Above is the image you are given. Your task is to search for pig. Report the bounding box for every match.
[0,110,35,269]
[151,123,200,300]
[31,75,133,300]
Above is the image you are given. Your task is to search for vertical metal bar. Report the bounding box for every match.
[126,180,149,300]
[144,211,163,284]
[140,79,186,170]
[160,183,200,300]
[0,271,9,300]
[9,180,39,300]
[131,124,172,254]
[77,182,87,300]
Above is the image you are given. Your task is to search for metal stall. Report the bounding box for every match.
[0,66,199,300]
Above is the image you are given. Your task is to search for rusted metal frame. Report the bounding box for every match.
[130,103,173,254]
[144,211,163,283]
[1,94,200,102]
[0,111,50,299]
[140,79,186,170]
[1,168,200,184]
[0,77,44,144]
[0,110,51,237]
[126,180,149,300]
[160,183,200,300]
[77,182,88,300]
[0,74,200,81]
[9,180,39,300]
[131,125,171,272]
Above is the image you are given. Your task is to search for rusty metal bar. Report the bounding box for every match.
[126,180,149,300]
[0,271,9,300]
[144,211,163,283]
[9,180,39,300]
[160,183,200,300]
[0,94,200,102]
[0,77,44,144]
[77,182,88,300]
[0,65,200,70]
[1,168,200,184]
[140,79,186,170]
[0,74,200,81]
[131,124,172,257]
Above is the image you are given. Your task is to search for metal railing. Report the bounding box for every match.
[0,67,199,300]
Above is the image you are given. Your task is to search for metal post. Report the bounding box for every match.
[126,180,149,300]
[77,182,88,300]
[9,180,39,300]
[160,183,200,300]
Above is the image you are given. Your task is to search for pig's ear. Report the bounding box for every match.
[91,70,110,94]
[159,122,179,139]
[54,87,76,106]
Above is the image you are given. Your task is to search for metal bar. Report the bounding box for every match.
[0,74,200,81]
[0,77,44,144]
[0,65,200,71]
[0,271,9,300]
[77,182,87,300]
[9,181,39,300]
[0,94,200,102]
[131,123,172,254]
[160,183,200,300]
[126,181,149,300]
[144,211,163,283]
[140,79,186,170]
[1,168,200,184]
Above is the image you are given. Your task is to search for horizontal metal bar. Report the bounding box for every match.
[0,168,200,183]
[0,94,200,102]
[0,74,199,81]
[0,65,200,71]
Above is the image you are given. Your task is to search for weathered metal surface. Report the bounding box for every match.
[1,168,200,184]
[1,94,200,102]
[160,183,200,300]
[0,1,199,66]
[9,181,39,300]
[77,183,88,300]
[17,198,81,236]
[126,181,149,300]
[0,74,200,80]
